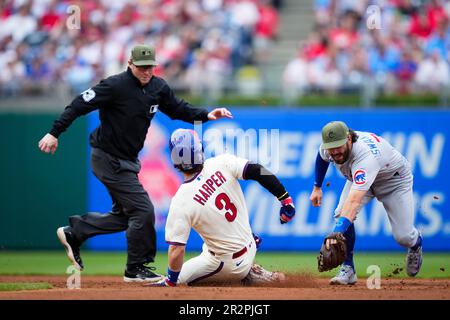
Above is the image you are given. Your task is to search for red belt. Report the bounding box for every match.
[209,247,248,259]
[232,247,247,259]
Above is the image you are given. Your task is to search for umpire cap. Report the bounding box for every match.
[131,44,158,66]
[321,121,350,149]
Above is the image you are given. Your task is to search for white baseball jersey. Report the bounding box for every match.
[319,131,408,192]
[165,154,254,255]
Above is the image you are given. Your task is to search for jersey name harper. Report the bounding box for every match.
[165,153,253,254]
[193,171,227,206]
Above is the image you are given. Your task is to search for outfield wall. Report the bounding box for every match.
[0,114,88,249]
[87,109,450,252]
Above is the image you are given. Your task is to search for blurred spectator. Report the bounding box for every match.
[314,0,332,25]
[63,58,96,95]
[396,0,420,17]
[283,0,450,97]
[282,45,309,103]
[0,0,281,98]
[303,27,329,61]
[235,63,263,96]
[0,3,37,44]
[40,1,62,32]
[409,9,433,39]
[184,49,229,102]
[333,0,368,19]
[254,0,279,63]
[394,50,418,93]
[0,57,26,97]
[309,47,343,93]
[426,0,448,30]
[227,0,260,69]
[346,46,368,88]
[230,0,260,29]
[3,0,450,99]
[328,10,360,50]
[367,35,401,75]
[424,16,450,59]
[415,49,450,92]
[271,0,283,10]
[367,35,401,94]
[26,56,51,83]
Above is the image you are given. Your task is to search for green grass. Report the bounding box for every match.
[0,251,448,279]
[254,252,450,279]
[0,282,52,291]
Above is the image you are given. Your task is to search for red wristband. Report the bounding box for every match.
[281,197,293,206]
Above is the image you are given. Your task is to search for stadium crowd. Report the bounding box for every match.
[283,0,450,97]
[3,0,448,101]
[0,0,280,97]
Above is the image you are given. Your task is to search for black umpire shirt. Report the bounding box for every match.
[49,68,210,160]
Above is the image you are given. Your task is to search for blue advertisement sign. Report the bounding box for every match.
[87,109,450,251]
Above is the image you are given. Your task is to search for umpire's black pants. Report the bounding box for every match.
[69,147,156,267]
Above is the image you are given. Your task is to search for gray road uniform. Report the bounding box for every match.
[319,131,420,248]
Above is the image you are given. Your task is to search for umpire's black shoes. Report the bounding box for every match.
[123,264,164,283]
[57,226,84,271]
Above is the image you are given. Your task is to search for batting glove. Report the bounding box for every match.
[279,197,295,224]
[253,233,262,249]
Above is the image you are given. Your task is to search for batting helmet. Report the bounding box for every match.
[169,129,204,172]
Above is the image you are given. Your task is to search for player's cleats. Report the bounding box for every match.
[123,264,164,283]
[242,264,286,285]
[330,264,357,285]
[406,233,423,277]
[57,226,84,271]
[145,277,176,287]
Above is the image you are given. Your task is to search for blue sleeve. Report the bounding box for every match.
[314,152,330,188]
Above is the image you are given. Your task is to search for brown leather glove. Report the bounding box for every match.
[317,232,347,272]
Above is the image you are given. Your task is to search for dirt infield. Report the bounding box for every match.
[0,275,449,300]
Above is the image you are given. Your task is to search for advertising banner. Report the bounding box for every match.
[88,109,449,251]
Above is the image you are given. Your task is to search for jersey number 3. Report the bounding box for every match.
[215,193,237,222]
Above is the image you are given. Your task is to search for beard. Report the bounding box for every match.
[331,144,350,164]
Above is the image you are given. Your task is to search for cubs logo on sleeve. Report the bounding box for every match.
[353,169,367,185]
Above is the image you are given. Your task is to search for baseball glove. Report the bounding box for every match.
[317,232,347,272]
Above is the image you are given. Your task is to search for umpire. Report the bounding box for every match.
[38,44,232,282]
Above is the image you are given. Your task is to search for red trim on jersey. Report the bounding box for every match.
[183,170,202,184]
[371,133,381,142]
[166,241,186,246]
[242,161,250,180]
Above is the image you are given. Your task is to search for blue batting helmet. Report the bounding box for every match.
[169,129,204,172]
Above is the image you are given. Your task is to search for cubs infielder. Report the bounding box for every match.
[310,121,423,285]
[151,129,296,286]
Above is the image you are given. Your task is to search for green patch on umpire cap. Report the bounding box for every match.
[131,44,158,66]
[321,121,350,149]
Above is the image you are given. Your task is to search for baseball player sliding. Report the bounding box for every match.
[311,121,423,285]
[151,129,296,286]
